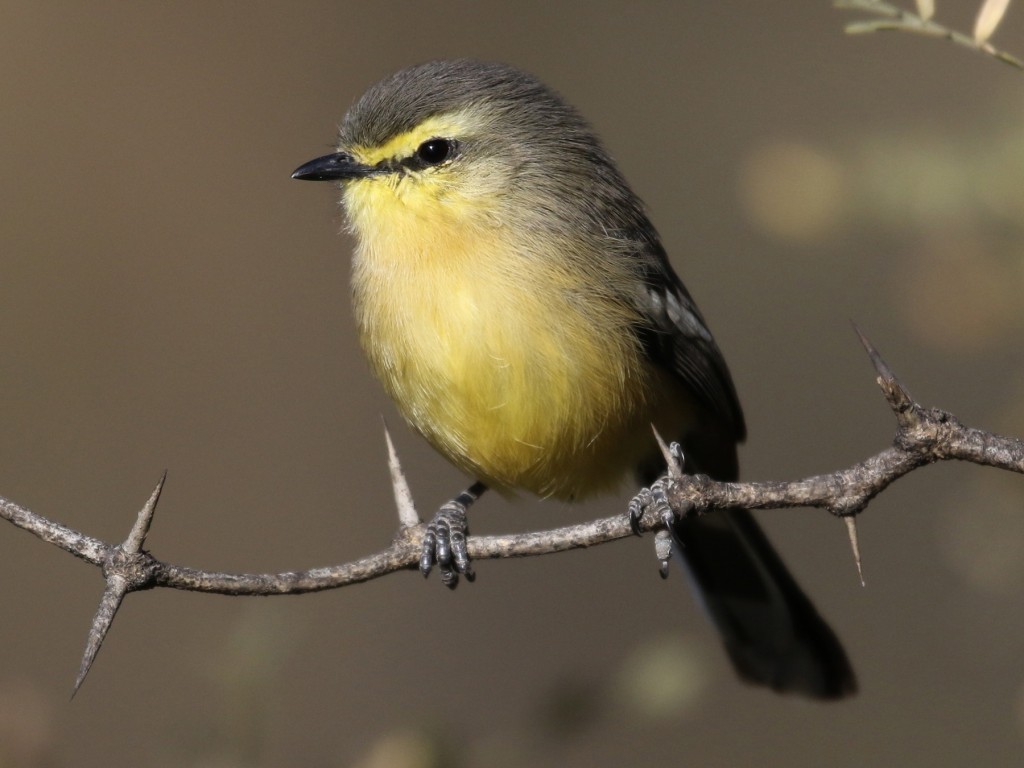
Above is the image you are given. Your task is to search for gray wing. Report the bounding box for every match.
[632,236,747,451]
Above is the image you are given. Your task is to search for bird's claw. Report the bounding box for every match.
[666,442,686,478]
[627,477,674,534]
[420,500,475,588]
[655,529,674,578]
[628,478,679,576]
[627,488,651,534]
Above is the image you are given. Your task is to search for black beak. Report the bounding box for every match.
[291,152,374,181]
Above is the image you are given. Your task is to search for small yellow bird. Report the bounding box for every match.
[293,59,854,698]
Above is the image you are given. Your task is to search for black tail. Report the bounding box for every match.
[671,508,856,699]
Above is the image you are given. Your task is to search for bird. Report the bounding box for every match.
[291,59,855,698]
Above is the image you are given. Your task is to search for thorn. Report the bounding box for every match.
[73,579,128,697]
[123,471,166,554]
[383,419,420,528]
[851,322,914,414]
[652,424,671,464]
[73,476,167,696]
[844,516,866,587]
[651,425,684,480]
[851,322,894,382]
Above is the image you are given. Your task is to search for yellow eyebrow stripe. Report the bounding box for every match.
[350,110,482,166]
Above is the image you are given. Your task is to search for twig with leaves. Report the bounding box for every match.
[835,0,1023,68]
[1,332,1022,694]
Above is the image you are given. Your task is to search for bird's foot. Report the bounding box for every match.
[420,495,476,589]
[627,478,675,534]
[629,439,688,575]
[628,477,680,578]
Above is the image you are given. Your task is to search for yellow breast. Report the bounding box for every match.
[344,178,672,499]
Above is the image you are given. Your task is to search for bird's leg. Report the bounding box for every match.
[628,440,687,532]
[420,481,487,588]
[628,441,687,575]
[628,478,680,577]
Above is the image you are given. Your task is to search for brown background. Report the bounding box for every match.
[1,2,1023,766]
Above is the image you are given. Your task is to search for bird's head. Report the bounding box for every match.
[292,59,629,241]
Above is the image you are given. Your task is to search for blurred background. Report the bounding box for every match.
[1,1,1023,766]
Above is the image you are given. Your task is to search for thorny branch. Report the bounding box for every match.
[1,333,1023,693]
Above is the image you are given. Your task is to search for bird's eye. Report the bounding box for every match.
[415,138,455,166]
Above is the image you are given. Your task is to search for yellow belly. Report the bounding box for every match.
[346,183,689,499]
